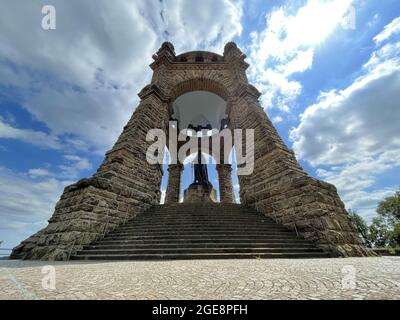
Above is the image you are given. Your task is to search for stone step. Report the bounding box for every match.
[108,230,292,237]
[141,214,264,219]
[143,210,267,215]
[118,223,285,230]
[149,208,251,212]
[129,212,273,221]
[126,216,275,222]
[73,203,326,261]
[135,212,271,217]
[84,242,316,250]
[105,229,296,236]
[125,218,276,224]
[75,247,324,255]
[92,238,311,245]
[103,234,300,241]
[114,226,290,233]
[71,252,330,261]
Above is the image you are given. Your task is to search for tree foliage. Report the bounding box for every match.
[392,223,400,247]
[348,208,399,248]
[368,217,393,247]
[377,190,400,224]
[348,210,371,247]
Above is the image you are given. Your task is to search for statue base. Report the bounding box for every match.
[183,183,217,203]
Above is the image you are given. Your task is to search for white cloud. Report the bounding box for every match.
[0,116,62,150]
[0,0,243,152]
[27,155,93,180]
[58,155,92,178]
[290,17,400,221]
[183,152,215,165]
[271,116,283,124]
[367,13,379,28]
[0,167,70,248]
[0,153,93,247]
[28,168,51,178]
[316,163,398,222]
[0,0,156,152]
[248,0,353,112]
[0,0,244,248]
[137,0,243,54]
[277,48,315,76]
[290,42,400,166]
[373,16,400,45]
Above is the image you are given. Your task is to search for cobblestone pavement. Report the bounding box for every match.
[0,257,399,300]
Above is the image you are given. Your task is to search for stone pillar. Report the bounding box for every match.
[165,164,183,203]
[217,164,234,203]
[229,84,373,257]
[11,84,170,260]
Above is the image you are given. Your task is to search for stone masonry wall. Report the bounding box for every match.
[229,88,373,257]
[11,91,169,260]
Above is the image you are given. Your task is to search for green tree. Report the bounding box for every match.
[391,223,400,247]
[348,210,371,247]
[377,189,400,224]
[368,217,393,247]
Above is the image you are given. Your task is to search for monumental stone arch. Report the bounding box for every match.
[12,42,372,260]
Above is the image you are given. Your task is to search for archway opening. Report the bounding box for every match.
[230,148,241,204]
[161,86,239,205]
[160,147,171,204]
[172,91,228,136]
[180,152,219,203]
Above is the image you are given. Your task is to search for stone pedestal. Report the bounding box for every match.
[183,183,217,203]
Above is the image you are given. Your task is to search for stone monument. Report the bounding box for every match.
[11,42,371,260]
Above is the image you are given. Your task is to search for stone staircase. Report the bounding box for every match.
[71,203,330,260]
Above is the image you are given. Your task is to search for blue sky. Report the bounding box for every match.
[0,0,400,249]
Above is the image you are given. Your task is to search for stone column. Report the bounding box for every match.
[165,164,183,203]
[217,164,234,203]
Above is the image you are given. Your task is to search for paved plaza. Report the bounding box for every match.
[1,257,399,300]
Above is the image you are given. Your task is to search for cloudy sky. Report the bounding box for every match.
[0,0,399,249]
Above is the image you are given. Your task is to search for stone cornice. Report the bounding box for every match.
[167,62,230,70]
[138,84,169,103]
[151,60,232,71]
[150,55,175,70]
